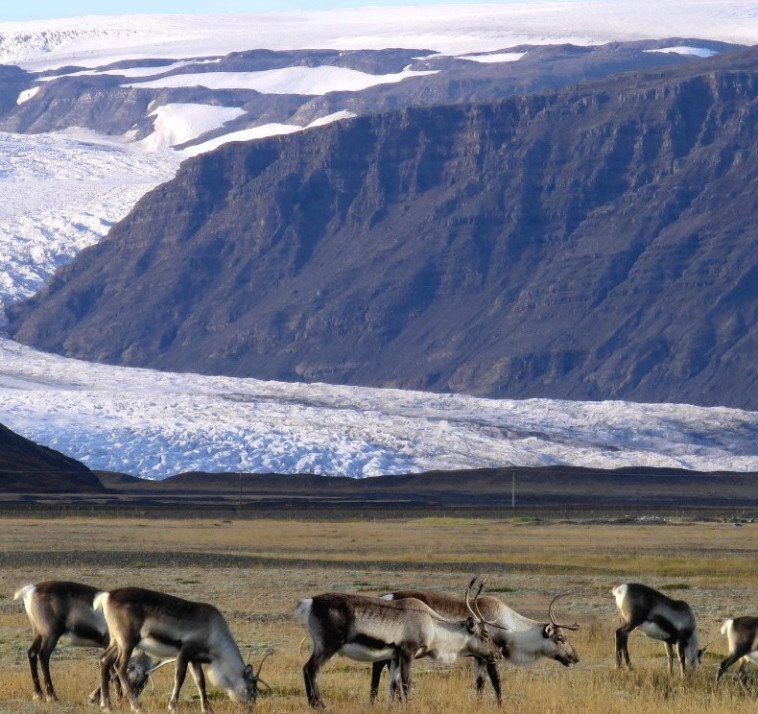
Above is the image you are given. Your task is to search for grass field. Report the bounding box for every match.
[0,514,755,713]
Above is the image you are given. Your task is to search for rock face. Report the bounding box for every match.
[0,422,102,492]
[7,46,758,409]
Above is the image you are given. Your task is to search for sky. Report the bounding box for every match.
[1,0,548,23]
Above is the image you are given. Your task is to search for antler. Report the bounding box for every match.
[147,658,178,675]
[254,648,274,678]
[466,575,509,629]
[548,591,581,631]
[245,646,274,691]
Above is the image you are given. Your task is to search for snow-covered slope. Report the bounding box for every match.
[0,3,756,480]
[1,337,756,479]
[0,131,179,309]
[2,3,756,71]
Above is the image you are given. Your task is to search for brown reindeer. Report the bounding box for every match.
[14,581,151,703]
[95,586,264,713]
[295,581,500,707]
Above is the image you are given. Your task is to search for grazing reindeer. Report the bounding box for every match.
[295,582,501,707]
[14,581,151,703]
[716,616,758,687]
[372,583,580,703]
[95,587,263,713]
[613,583,704,675]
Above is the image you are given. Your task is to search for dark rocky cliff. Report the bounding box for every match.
[0,422,102,492]
[7,46,758,409]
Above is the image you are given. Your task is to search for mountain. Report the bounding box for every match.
[0,39,736,154]
[0,421,102,492]
[6,45,757,410]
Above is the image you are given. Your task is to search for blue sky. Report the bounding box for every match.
[1,0,537,23]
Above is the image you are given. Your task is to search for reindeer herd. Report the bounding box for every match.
[12,577,757,712]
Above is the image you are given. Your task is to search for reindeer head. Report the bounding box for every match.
[685,631,703,672]
[236,649,272,705]
[463,578,504,663]
[543,592,580,666]
[126,651,154,697]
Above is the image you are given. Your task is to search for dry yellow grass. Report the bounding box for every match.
[0,515,755,713]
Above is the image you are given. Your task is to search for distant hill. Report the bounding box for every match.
[0,422,103,492]
[7,45,758,409]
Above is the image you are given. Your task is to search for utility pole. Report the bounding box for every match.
[511,470,516,509]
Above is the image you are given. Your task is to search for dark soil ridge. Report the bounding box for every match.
[0,466,755,516]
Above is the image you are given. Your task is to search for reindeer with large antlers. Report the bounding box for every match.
[94,587,266,713]
[295,580,501,707]
[371,577,580,703]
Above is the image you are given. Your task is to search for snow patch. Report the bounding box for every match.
[458,52,527,64]
[306,110,358,128]
[644,46,719,57]
[178,123,302,158]
[136,103,246,152]
[16,86,40,104]
[122,65,438,95]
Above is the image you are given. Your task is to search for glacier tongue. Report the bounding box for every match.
[0,336,756,480]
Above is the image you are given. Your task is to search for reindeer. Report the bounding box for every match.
[294,582,501,707]
[612,582,704,676]
[716,616,758,687]
[14,581,152,703]
[94,586,264,714]
[371,581,580,703]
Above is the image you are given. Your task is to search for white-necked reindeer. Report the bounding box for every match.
[295,582,501,707]
[716,616,758,687]
[613,583,704,675]
[371,581,580,703]
[14,581,152,703]
[95,586,264,714]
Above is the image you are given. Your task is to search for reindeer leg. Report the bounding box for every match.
[473,658,486,695]
[615,625,634,669]
[370,660,388,703]
[716,652,741,686]
[38,634,61,702]
[26,634,44,700]
[114,643,142,714]
[674,639,687,676]
[664,642,676,675]
[388,658,398,701]
[189,661,212,714]
[303,644,336,708]
[397,649,413,703]
[485,659,503,704]
[168,649,193,712]
[99,642,120,712]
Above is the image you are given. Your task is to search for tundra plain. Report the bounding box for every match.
[0,514,755,713]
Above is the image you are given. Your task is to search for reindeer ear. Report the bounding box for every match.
[244,664,254,677]
[543,624,556,638]
[465,616,476,632]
